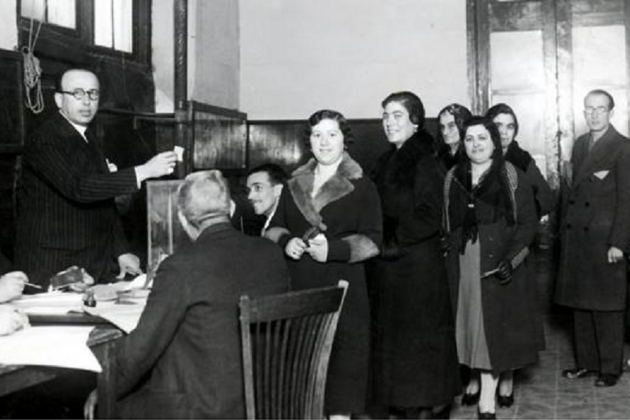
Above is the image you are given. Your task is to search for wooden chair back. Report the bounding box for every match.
[239,280,348,419]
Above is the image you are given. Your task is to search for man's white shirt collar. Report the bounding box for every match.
[60,111,89,142]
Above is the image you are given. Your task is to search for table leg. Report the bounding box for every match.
[93,341,117,419]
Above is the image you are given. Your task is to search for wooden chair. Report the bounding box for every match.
[239,280,348,419]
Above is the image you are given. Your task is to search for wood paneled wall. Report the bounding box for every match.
[247,118,438,175]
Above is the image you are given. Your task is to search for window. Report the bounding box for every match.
[19,0,145,58]
[21,0,76,29]
[94,0,133,53]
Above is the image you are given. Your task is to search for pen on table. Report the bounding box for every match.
[25,282,42,290]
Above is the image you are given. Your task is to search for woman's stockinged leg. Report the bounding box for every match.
[478,371,498,413]
[498,370,514,396]
[467,369,481,394]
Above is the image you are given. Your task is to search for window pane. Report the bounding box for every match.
[113,0,132,52]
[48,0,75,29]
[21,0,46,21]
[94,0,114,48]
[21,0,75,29]
[94,0,133,52]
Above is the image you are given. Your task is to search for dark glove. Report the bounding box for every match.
[440,235,452,254]
[495,260,513,285]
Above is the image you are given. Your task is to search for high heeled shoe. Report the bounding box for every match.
[497,392,514,408]
[461,389,480,406]
[477,408,496,419]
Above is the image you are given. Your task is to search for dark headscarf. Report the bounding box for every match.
[504,140,533,173]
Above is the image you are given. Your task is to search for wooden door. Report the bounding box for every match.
[468,0,630,190]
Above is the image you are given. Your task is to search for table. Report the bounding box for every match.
[0,325,123,418]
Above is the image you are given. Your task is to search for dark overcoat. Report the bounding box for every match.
[369,131,461,407]
[267,153,382,414]
[444,163,542,373]
[15,113,139,286]
[555,126,630,311]
[504,141,554,218]
[115,223,290,419]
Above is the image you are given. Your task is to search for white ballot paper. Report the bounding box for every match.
[0,326,101,372]
[174,146,184,162]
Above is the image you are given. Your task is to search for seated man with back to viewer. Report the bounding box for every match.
[15,68,178,287]
[85,170,290,419]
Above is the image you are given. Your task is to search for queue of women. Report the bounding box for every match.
[266,91,552,420]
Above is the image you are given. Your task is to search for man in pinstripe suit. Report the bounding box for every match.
[15,69,178,287]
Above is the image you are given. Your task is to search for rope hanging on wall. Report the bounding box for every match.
[23,17,45,114]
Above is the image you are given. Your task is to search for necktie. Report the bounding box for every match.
[588,135,595,152]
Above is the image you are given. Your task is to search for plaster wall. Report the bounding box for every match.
[240,0,468,119]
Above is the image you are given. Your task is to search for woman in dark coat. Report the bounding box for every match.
[486,103,554,219]
[369,91,460,419]
[266,109,382,419]
[485,103,552,407]
[443,116,540,418]
[436,103,472,171]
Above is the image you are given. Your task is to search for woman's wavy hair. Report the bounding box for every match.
[303,109,354,146]
[381,91,426,129]
[486,103,519,138]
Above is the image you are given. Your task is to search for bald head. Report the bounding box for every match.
[54,69,100,126]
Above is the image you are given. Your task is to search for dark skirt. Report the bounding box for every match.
[369,236,461,407]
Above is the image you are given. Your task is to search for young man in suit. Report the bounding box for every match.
[246,163,287,235]
[555,89,630,387]
[15,68,178,286]
[85,170,290,419]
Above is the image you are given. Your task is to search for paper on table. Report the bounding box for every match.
[0,326,101,372]
[84,301,146,334]
[12,292,84,316]
[113,274,151,292]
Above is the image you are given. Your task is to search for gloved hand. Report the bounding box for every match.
[440,235,452,255]
[495,260,513,285]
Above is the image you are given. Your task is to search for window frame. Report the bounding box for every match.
[18,0,151,66]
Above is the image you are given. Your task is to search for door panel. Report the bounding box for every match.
[490,29,547,175]
[469,0,629,186]
[571,25,628,140]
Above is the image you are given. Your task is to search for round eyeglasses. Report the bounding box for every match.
[59,89,100,101]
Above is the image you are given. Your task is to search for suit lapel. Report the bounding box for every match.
[573,126,619,187]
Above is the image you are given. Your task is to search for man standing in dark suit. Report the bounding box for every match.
[555,89,630,387]
[85,170,290,419]
[15,68,177,286]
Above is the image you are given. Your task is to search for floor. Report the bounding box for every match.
[449,312,630,420]
[448,245,630,420]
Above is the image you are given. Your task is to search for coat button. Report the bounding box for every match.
[584,227,589,232]
[585,202,590,207]
[566,223,572,229]
[569,200,575,205]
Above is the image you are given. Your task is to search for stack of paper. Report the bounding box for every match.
[0,326,101,372]
[11,292,84,316]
